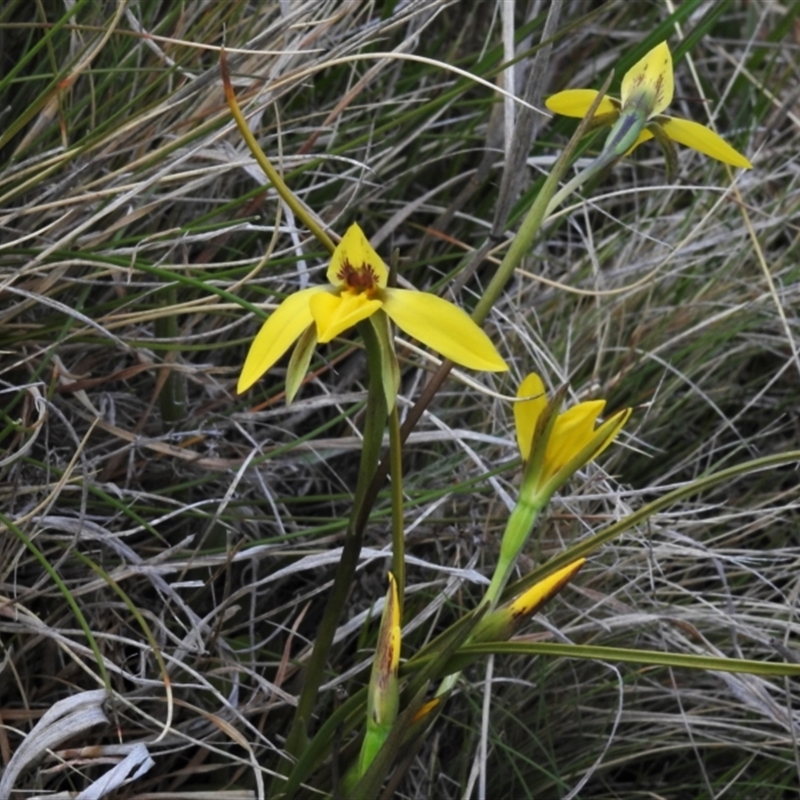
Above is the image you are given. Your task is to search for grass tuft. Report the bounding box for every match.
[1,1,799,797]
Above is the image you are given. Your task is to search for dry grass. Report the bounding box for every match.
[1,1,800,798]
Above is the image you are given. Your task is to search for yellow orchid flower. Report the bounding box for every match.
[514,373,631,505]
[237,222,508,394]
[546,41,751,169]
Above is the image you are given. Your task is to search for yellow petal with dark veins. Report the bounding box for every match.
[621,41,673,117]
[326,222,389,288]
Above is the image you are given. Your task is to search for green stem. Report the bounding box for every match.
[338,78,620,628]
[471,71,616,327]
[388,403,405,618]
[544,106,653,218]
[279,321,388,782]
[482,499,541,609]
[543,152,616,219]
[220,50,335,255]
[434,498,540,701]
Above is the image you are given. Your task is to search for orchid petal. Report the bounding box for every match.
[546,400,606,477]
[237,286,326,393]
[327,222,389,288]
[513,375,631,504]
[545,89,619,119]
[586,407,632,462]
[621,41,673,117]
[538,404,631,500]
[309,289,383,343]
[514,373,548,461]
[381,288,507,372]
[508,559,586,619]
[660,116,752,168]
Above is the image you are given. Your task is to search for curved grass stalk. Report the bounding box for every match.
[67,549,174,742]
[0,510,111,691]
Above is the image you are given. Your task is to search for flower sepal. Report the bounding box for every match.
[285,325,318,404]
[516,379,566,508]
[620,40,674,118]
[368,312,401,411]
[473,559,586,642]
[535,405,630,504]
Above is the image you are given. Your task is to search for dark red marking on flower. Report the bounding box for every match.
[511,605,529,621]
[337,258,379,291]
[654,74,664,107]
[376,641,396,691]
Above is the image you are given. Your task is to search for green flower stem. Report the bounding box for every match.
[381,76,619,471]
[543,152,616,219]
[347,684,432,800]
[482,497,543,610]
[220,50,335,256]
[363,79,613,475]
[544,107,649,218]
[279,321,388,779]
[434,497,542,701]
[388,403,405,617]
[471,71,615,327]
[356,94,619,666]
